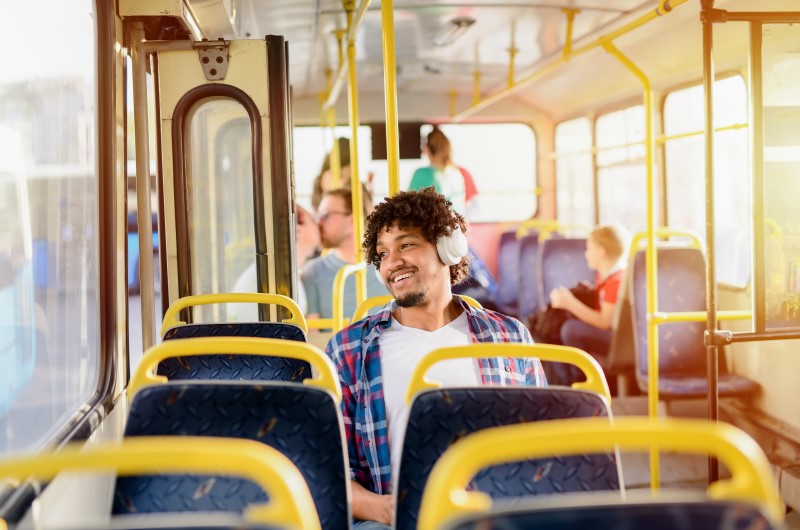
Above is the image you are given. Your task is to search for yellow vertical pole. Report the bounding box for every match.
[473,44,482,105]
[562,8,579,59]
[344,0,366,304]
[602,39,660,490]
[325,68,341,188]
[507,21,517,89]
[381,0,400,196]
[448,91,457,118]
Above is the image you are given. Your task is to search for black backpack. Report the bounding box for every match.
[528,281,598,344]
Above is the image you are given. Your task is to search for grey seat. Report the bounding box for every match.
[629,247,759,398]
[538,238,593,308]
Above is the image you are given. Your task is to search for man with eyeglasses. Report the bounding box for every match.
[301,188,388,323]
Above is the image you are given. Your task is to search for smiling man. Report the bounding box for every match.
[325,187,547,529]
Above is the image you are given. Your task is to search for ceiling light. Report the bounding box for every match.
[432,16,475,47]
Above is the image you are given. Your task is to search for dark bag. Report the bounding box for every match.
[528,281,598,344]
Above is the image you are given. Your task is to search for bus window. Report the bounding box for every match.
[761,23,800,327]
[0,0,99,455]
[596,105,650,232]
[185,98,254,323]
[664,75,750,287]
[555,117,594,226]
[424,123,537,223]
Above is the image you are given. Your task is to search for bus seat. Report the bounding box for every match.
[538,238,593,309]
[117,338,348,530]
[599,256,637,395]
[630,248,759,399]
[439,497,778,530]
[494,230,521,314]
[420,418,782,530]
[516,233,541,320]
[115,383,347,529]
[0,436,321,530]
[160,322,309,382]
[394,344,618,530]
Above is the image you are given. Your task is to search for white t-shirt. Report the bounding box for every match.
[379,311,478,485]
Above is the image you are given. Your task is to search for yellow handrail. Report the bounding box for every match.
[380,0,400,196]
[418,417,783,530]
[161,293,307,336]
[129,337,341,404]
[405,343,610,406]
[306,261,369,332]
[351,294,483,323]
[602,39,660,488]
[452,0,691,122]
[0,437,320,530]
[515,219,591,240]
[629,228,703,255]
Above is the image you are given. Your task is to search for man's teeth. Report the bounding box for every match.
[393,272,413,283]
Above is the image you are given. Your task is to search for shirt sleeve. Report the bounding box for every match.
[325,330,370,486]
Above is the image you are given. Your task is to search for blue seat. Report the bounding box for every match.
[441,497,778,530]
[394,388,618,530]
[538,238,594,308]
[517,234,541,320]
[159,322,310,382]
[419,417,783,530]
[114,382,349,530]
[630,247,759,398]
[495,230,521,314]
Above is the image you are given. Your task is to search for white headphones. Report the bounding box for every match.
[436,226,469,266]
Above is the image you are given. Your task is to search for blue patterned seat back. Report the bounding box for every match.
[517,234,541,319]
[538,238,594,308]
[443,500,776,530]
[159,323,310,382]
[496,230,521,310]
[395,388,618,530]
[630,248,758,397]
[114,383,348,530]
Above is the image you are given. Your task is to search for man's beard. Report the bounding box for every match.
[396,290,425,308]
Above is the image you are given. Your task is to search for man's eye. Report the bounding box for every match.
[401,243,413,250]
[378,251,388,259]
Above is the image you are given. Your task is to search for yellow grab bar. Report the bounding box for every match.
[0,437,320,530]
[161,293,307,336]
[515,219,592,240]
[418,417,783,530]
[129,337,341,404]
[629,228,703,258]
[405,343,610,406]
[651,310,752,324]
[351,295,483,324]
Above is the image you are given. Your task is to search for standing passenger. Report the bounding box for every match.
[409,128,468,215]
[326,188,546,528]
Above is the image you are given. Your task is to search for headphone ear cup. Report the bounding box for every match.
[436,226,469,266]
[374,265,385,286]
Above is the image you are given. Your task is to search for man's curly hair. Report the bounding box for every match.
[362,187,469,285]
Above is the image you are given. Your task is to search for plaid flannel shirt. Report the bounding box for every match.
[325,296,547,495]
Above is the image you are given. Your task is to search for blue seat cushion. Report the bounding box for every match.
[443,500,776,530]
[395,388,618,530]
[114,382,348,530]
[159,323,310,382]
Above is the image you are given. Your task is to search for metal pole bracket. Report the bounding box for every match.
[195,38,230,81]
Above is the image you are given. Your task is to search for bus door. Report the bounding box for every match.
[150,37,294,325]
